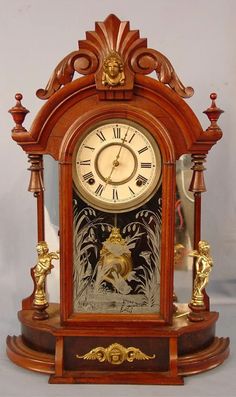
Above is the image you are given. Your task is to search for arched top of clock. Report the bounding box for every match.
[36,14,194,101]
[10,74,223,161]
[9,15,223,161]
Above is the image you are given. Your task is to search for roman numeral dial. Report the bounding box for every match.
[73,120,162,212]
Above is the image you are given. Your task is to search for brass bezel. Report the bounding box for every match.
[72,119,162,213]
[95,142,138,185]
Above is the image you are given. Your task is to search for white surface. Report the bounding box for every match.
[0,0,235,395]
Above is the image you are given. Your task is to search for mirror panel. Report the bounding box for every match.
[174,155,194,303]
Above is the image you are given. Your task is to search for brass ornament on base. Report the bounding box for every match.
[76,343,155,366]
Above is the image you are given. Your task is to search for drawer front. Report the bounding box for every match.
[64,336,169,372]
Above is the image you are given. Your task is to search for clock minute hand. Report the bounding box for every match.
[114,126,130,162]
[104,126,130,187]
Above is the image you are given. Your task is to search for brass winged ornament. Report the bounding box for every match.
[126,347,155,362]
[76,343,155,365]
[76,347,106,363]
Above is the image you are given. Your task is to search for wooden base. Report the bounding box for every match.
[6,304,230,385]
[49,371,184,385]
[6,335,54,374]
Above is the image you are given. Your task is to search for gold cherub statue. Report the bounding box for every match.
[189,240,213,307]
[102,50,125,87]
[33,241,59,309]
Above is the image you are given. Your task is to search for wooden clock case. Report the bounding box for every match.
[7,14,229,384]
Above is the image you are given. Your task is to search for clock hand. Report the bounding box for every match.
[104,159,119,187]
[114,126,130,162]
[104,127,130,187]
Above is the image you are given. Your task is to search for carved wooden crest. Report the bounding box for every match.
[36,14,193,100]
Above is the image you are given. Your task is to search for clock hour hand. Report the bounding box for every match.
[104,159,119,187]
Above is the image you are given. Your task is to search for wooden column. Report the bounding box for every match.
[189,154,209,312]
[188,93,224,316]
[28,154,45,241]
[9,93,45,242]
[9,94,46,308]
[189,154,206,247]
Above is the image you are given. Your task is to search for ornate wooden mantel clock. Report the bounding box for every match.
[7,14,229,384]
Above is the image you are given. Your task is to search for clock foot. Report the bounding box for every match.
[6,335,54,374]
[178,336,230,376]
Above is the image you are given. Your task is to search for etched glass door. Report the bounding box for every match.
[73,188,162,314]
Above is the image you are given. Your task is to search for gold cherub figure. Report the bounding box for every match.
[102,50,125,87]
[189,240,213,307]
[33,241,59,307]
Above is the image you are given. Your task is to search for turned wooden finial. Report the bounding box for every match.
[8,93,29,132]
[203,93,224,131]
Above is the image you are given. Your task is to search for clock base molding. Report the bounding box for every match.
[6,335,54,374]
[6,304,229,384]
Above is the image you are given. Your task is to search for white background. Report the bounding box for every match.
[0,0,235,396]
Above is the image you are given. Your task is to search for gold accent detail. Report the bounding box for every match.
[98,227,133,283]
[174,311,190,319]
[189,240,213,307]
[33,241,59,307]
[76,343,156,365]
[102,51,125,87]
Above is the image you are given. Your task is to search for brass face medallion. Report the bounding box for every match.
[102,50,125,87]
[73,119,162,213]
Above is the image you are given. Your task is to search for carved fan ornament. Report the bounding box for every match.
[36,14,194,100]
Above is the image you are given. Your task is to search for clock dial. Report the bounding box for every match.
[73,120,162,212]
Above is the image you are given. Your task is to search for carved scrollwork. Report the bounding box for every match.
[36,14,193,100]
[36,50,98,99]
[131,48,194,98]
